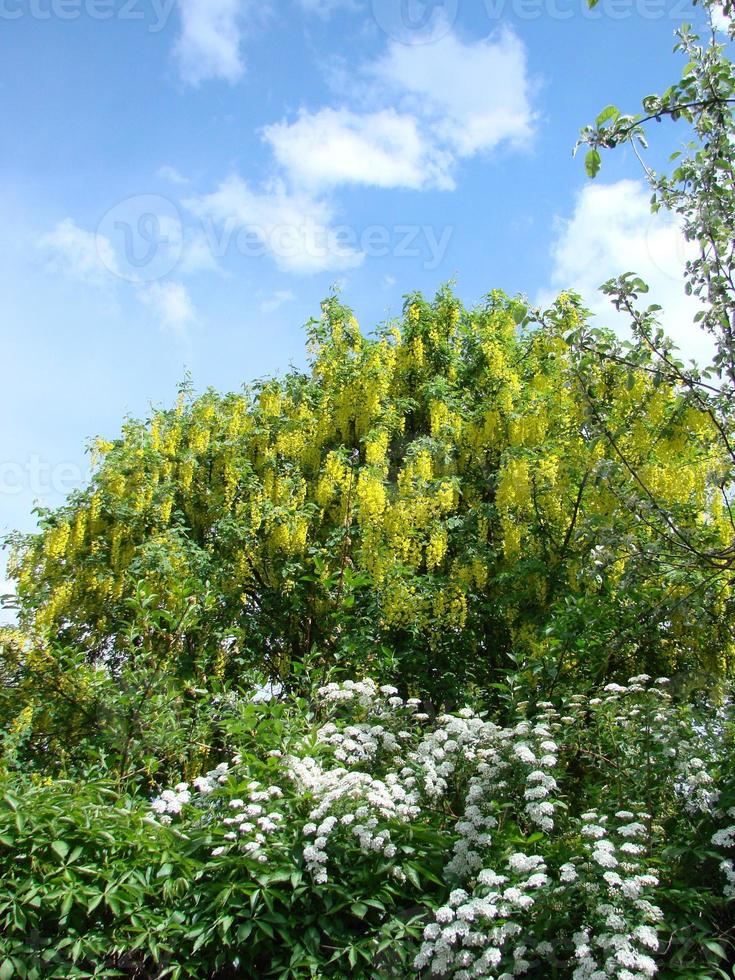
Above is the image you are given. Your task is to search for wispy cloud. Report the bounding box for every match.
[185,175,364,273]
[141,280,196,333]
[158,164,191,186]
[39,219,119,284]
[181,24,535,274]
[259,289,295,313]
[39,219,198,334]
[173,0,254,85]
[372,26,534,157]
[542,179,712,365]
[294,0,358,15]
[264,27,534,195]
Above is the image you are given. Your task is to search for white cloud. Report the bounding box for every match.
[39,218,198,334]
[158,164,190,185]
[710,4,733,33]
[295,0,357,15]
[180,24,535,275]
[142,281,196,333]
[186,175,364,274]
[373,26,534,157]
[259,289,295,313]
[179,227,221,275]
[259,26,533,198]
[174,0,251,85]
[43,210,196,286]
[263,107,454,191]
[39,219,119,284]
[543,179,713,365]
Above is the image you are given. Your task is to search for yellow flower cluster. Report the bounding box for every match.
[496,457,532,514]
[44,522,71,561]
[425,528,448,570]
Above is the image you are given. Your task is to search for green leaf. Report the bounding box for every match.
[595,104,620,126]
[702,940,727,959]
[51,840,70,861]
[0,960,13,980]
[585,148,602,178]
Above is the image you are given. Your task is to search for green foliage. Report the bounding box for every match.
[0,776,194,978]
[1,675,734,978]
[576,0,735,592]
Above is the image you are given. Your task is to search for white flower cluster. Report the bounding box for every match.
[316,721,401,766]
[571,810,661,980]
[192,762,232,795]
[211,779,285,861]
[720,858,735,898]
[287,682,563,890]
[712,807,735,897]
[441,712,560,881]
[145,671,735,975]
[676,756,718,814]
[414,852,551,978]
[317,678,386,709]
[150,755,288,861]
[294,765,414,883]
[149,762,233,823]
[414,805,661,978]
[150,782,191,823]
[578,675,720,817]
[287,682,427,883]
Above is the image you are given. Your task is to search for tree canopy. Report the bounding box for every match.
[7,288,733,700]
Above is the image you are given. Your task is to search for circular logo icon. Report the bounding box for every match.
[371,0,459,44]
[96,194,183,283]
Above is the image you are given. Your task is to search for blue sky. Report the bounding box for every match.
[1,0,729,617]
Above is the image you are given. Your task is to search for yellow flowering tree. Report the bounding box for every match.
[564,0,735,688]
[6,288,733,697]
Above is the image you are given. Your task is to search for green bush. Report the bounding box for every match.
[1,674,734,978]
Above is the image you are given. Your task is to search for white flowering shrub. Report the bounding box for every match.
[135,674,735,977]
[2,671,735,977]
